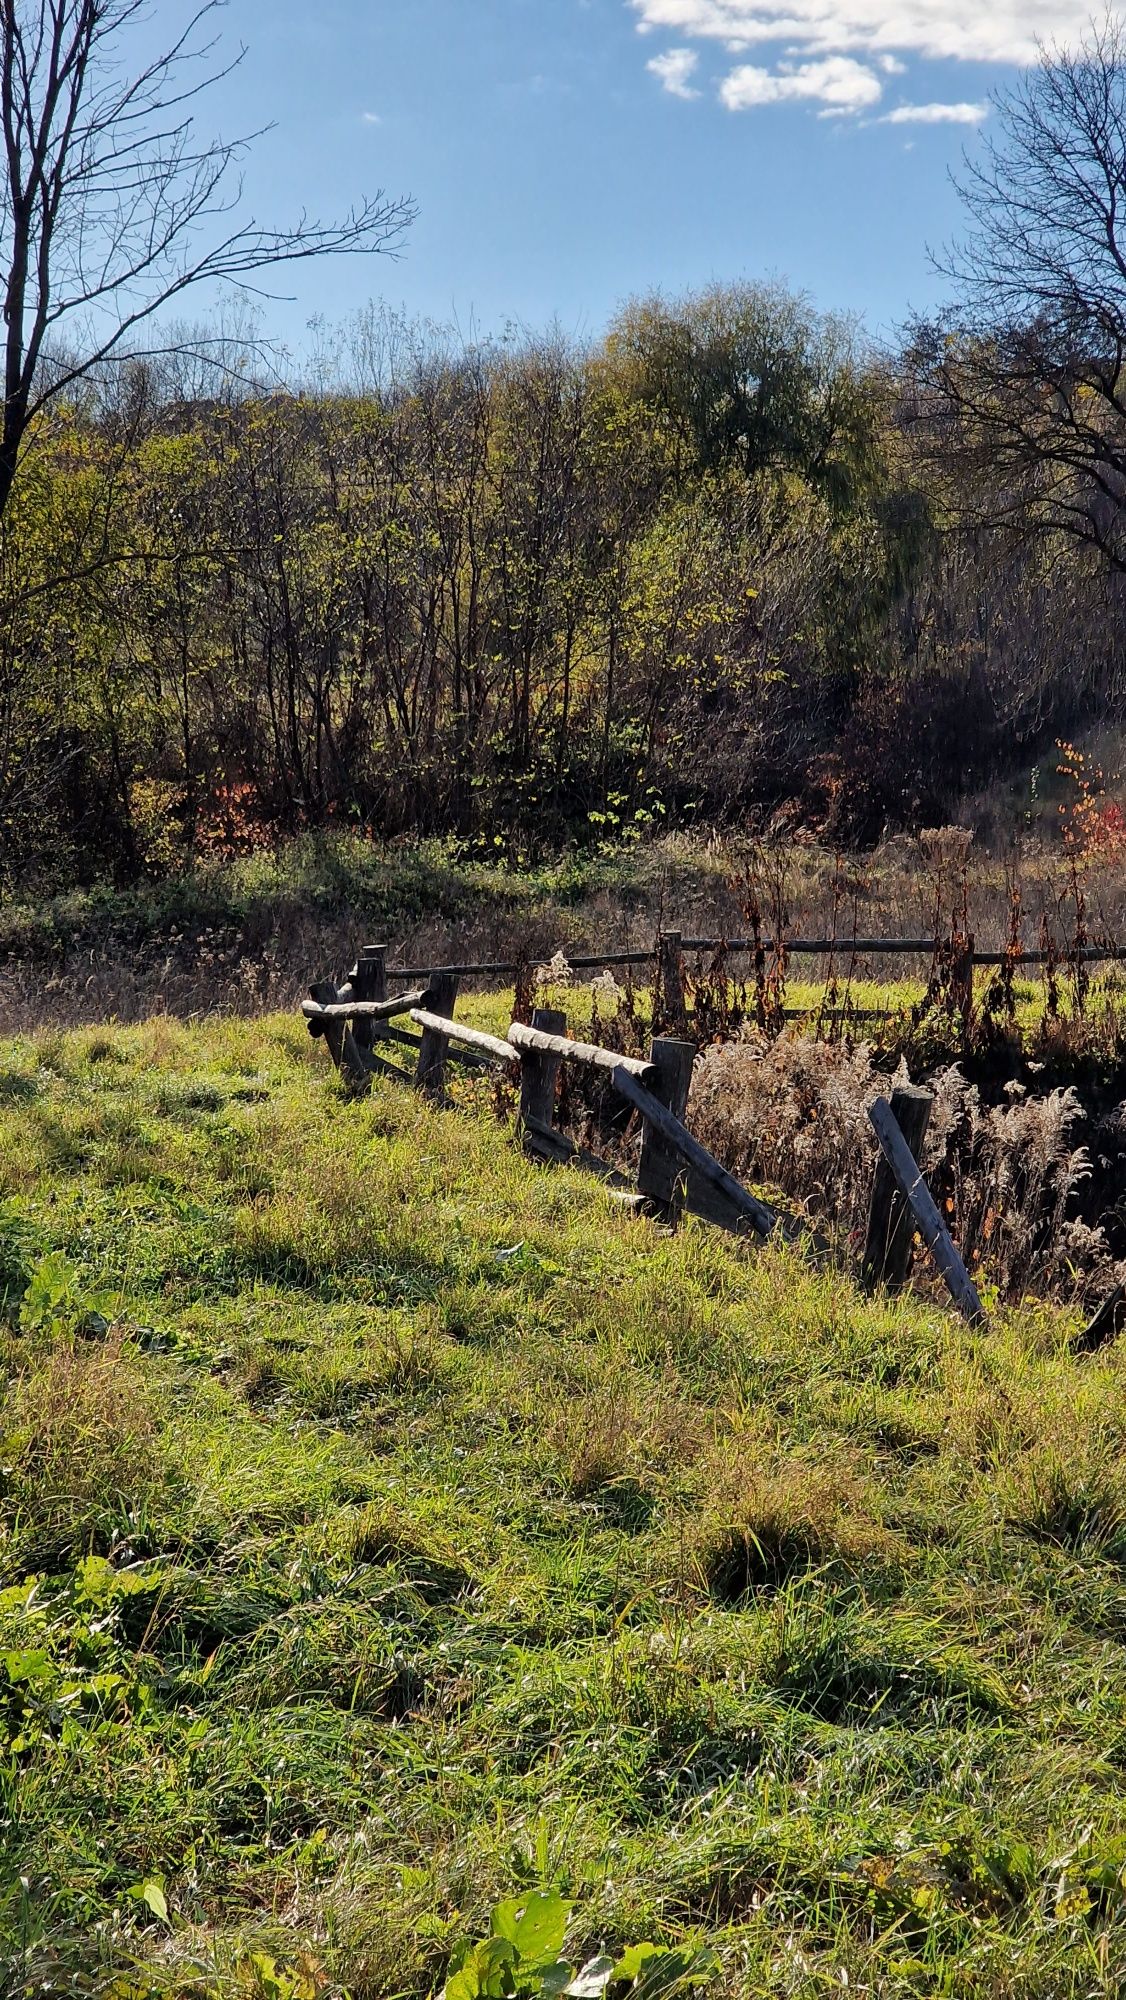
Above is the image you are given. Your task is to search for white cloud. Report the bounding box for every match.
[881,99,988,122]
[877,53,905,73]
[361,110,381,124]
[630,0,1094,68]
[721,53,882,111]
[648,46,701,95]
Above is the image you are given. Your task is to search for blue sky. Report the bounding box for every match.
[187,0,1097,353]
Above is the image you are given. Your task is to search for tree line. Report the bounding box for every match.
[0,276,1118,888]
[5,10,1126,887]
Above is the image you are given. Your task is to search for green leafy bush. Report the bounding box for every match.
[441,1891,718,1998]
[18,1249,116,1336]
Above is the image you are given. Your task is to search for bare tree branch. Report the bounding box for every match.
[0,0,414,520]
[913,14,1126,571]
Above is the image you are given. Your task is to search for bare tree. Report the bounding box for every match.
[911,16,1126,569]
[0,0,413,520]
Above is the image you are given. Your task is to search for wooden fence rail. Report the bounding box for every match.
[304,939,989,1329]
[301,989,427,1024]
[381,934,1126,985]
[506,1020,655,1081]
[409,1009,518,1067]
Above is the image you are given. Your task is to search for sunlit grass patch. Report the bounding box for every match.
[1,1326,167,1576]
[2,1012,1126,1995]
[669,1439,902,1605]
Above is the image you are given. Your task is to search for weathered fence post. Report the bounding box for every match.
[519,1006,567,1149]
[416,972,459,1098]
[612,1064,784,1239]
[867,1095,985,1325]
[307,978,370,1095]
[863,1084,933,1292]
[637,1037,696,1217]
[351,943,388,1054]
[658,930,687,1032]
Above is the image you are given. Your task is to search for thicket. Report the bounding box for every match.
[4,279,1124,895]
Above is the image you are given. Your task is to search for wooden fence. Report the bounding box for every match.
[377,925,1126,1039]
[384,934,1126,978]
[303,937,995,1329]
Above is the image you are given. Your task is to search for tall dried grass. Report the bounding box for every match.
[690,1030,1124,1305]
[8,821,1126,1036]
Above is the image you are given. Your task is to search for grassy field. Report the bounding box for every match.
[5,1015,1126,1996]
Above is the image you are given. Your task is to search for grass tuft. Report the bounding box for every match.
[1,1328,164,1574]
[677,1445,898,1603]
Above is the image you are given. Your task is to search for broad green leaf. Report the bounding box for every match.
[75,1554,114,1602]
[490,1889,570,1967]
[541,1968,577,1998]
[611,1944,719,1995]
[478,1936,521,1994]
[610,1947,660,1981]
[19,1251,77,1330]
[443,1936,520,1999]
[139,1879,169,1924]
[442,1969,483,2000]
[3,1648,53,1683]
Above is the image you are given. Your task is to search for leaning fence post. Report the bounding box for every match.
[862,1084,933,1291]
[351,943,388,1054]
[658,930,687,1032]
[867,1095,985,1325]
[416,972,458,1098]
[637,1037,696,1216]
[612,1064,784,1239]
[519,1006,567,1150]
[1077,1281,1126,1353]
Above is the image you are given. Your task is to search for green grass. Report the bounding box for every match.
[4,1016,1126,1995]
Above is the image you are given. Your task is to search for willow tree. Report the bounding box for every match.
[605,281,886,512]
